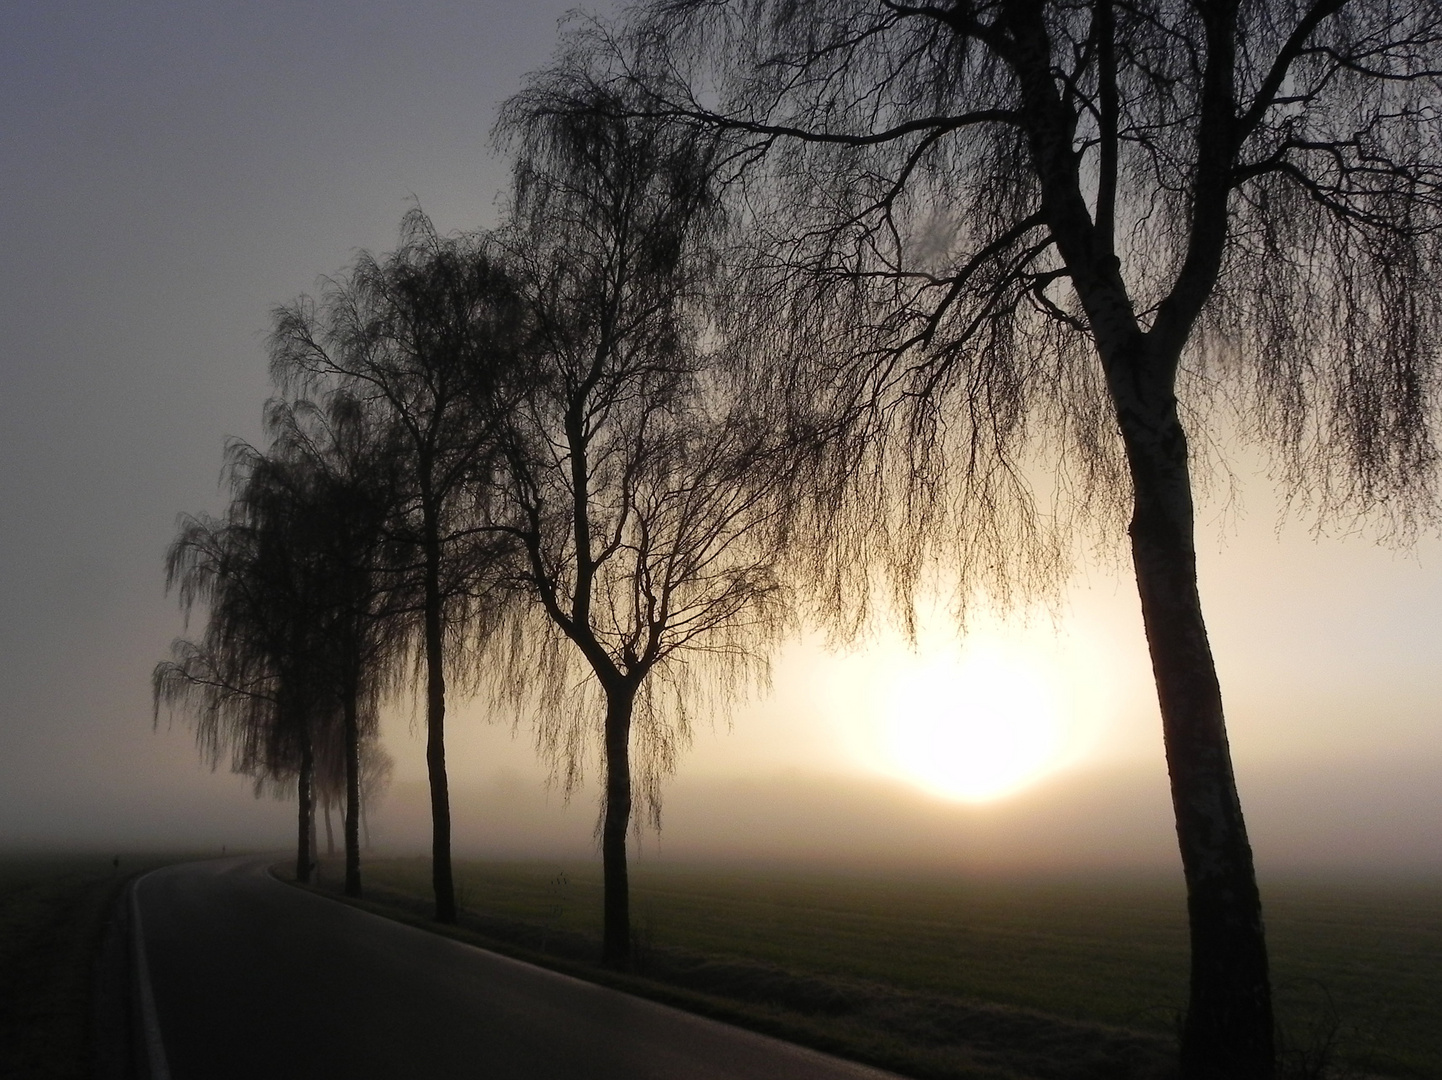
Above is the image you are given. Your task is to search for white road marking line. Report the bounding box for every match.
[130,872,172,1080]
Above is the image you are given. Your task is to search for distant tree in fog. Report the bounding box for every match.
[359,737,395,849]
[155,443,332,883]
[269,212,526,921]
[158,391,406,898]
[255,394,407,898]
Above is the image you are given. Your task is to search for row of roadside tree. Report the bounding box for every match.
[155,72,795,973]
[157,5,1442,1078]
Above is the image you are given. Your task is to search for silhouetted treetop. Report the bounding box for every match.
[620,0,1442,522]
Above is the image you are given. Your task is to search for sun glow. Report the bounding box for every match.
[870,640,1067,801]
[873,638,1072,802]
[793,603,1116,803]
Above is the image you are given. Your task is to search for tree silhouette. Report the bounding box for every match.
[359,735,395,849]
[258,394,407,898]
[269,211,525,922]
[493,76,793,969]
[311,696,392,856]
[155,443,336,884]
[604,2,1442,1073]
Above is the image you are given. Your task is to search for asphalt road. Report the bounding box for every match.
[132,857,904,1080]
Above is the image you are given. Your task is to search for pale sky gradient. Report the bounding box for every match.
[1,2,1438,873]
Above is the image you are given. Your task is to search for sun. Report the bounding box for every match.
[878,641,1067,802]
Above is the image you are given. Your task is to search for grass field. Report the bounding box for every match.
[0,853,198,1079]
[335,857,1442,1079]
[0,855,137,1080]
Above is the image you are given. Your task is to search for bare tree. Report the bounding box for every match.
[312,701,391,857]
[360,736,396,849]
[254,394,407,898]
[155,445,336,884]
[590,2,1442,1074]
[270,212,524,922]
[493,76,793,969]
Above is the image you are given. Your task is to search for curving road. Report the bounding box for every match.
[131,857,903,1080]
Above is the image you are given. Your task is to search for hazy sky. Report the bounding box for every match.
[1,2,1438,872]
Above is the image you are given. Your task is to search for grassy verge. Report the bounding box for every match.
[0,855,136,1080]
[0,853,196,1080]
[295,858,1440,1080]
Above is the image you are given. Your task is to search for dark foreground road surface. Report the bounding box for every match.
[131,857,903,1080]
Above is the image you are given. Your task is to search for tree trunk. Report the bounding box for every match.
[343,675,362,899]
[600,688,635,969]
[324,795,335,856]
[295,737,314,884]
[1117,382,1274,1079]
[423,526,456,923]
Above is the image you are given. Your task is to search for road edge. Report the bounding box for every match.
[127,870,172,1080]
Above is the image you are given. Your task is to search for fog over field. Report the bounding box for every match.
[1,1,1440,877]
[12,518,1442,874]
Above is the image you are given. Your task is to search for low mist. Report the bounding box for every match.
[24,750,1434,878]
[377,758,1442,876]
